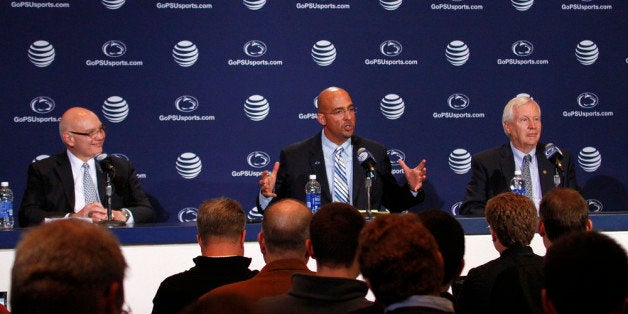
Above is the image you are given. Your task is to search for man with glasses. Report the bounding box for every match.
[257,86,427,213]
[18,107,155,227]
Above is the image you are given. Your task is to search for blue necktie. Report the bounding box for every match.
[333,147,349,203]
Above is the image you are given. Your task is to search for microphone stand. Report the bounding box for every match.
[99,171,125,227]
[365,175,374,221]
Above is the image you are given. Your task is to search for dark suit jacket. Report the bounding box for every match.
[456,246,544,314]
[460,142,579,216]
[260,132,424,212]
[18,152,155,227]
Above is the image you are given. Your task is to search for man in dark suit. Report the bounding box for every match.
[460,96,579,216]
[18,107,154,227]
[258,86,427,212]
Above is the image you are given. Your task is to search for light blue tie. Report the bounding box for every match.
[333,147,349,203]
[522,155,533,200]
[82,163,99,204]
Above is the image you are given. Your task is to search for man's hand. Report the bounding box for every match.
[259,162,280,198]
[73,202,108,222]
[398,159,427,192]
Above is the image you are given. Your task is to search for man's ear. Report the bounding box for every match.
[538,220,546,237]
[61,132,75,148]
[258,232,266,255]
[305,239,315,259]
[317,113,326,126]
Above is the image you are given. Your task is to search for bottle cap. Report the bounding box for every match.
[309,174,316,180]
[514,170,522,175]
[0,182,8,187]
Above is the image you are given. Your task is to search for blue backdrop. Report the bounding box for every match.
[1,0,626,223]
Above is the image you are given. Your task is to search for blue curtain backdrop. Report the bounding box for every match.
[1,0,626,223]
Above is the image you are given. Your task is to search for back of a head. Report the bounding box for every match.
[262,199,312,257]
[196,197,246,245]
[417,209,465,287]
[485,192,537,248]
[310,202,365,268]
[11,219,126,314]
[539,188,589,242]
[358,214,443,306]
[544,231,627,314]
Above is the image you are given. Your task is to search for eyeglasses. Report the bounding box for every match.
[321,106,357,117]
[69,125,106,139]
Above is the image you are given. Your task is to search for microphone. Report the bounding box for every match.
[357,147,376,178]
[544,143,564,172]
[95,153,115,175]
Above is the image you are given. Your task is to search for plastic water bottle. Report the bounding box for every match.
[305,174,321,213]
[0,182,14,229]
[509,170,526,196]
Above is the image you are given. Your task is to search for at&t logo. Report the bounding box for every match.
[379,0,402,10]
[30,96,55,114]
[511,0,533,11]
[448,149,471,174]
[447,94,470,110]
[102,96,130,123]
[175,95,200,112]
[380,40,402,57]
[578,147,602,172]
[575,40,599,65]
[243,40,267,57]
[176,152,203,179]
[102,0,125,9]
[512,40,534,57]
[28,40,55,67]
[445,40,470,66]
[380,94,405,120]
[311,40,336,66]
[577,92,598,109]
[244,95,270,121]
[102,40,127,58]
[173,40,199,67]
[243,0,266,10]
[247,151,271,168]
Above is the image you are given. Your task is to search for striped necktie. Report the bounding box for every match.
[333,147,349,203]
[82,163,99,204]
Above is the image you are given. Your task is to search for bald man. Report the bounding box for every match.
[258,86,427,213]
[19,107,155,227]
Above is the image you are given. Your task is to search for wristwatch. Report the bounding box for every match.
[120,208,131,222]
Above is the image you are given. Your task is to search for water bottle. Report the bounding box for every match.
[509,170,526,196]
[0,181,14,229]
[305,174,321,213]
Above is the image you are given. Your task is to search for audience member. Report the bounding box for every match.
[188,199,313,313]
[152,198,259,314]
[417,209,465,312]
[257,86,426,212]
[19,106,155,226]
[256,202,372,313]
[10,219,127,314]
[538,187,592,248]
[542,231,627,314]
[457,192,543,314]
[460,96,579,216]
[355,214,454,313]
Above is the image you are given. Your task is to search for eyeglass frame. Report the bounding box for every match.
[68,125,106,139]
[319,105,357,117]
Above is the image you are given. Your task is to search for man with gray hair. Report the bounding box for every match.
[11,219,128,314]
[152,198,258,314]
[460,95,579,216]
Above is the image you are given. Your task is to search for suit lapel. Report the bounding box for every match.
[56,153,76,212]
[536,143,557,193]
[351,137,367,208]
[310,134,331,203]
[499,143,516,187]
